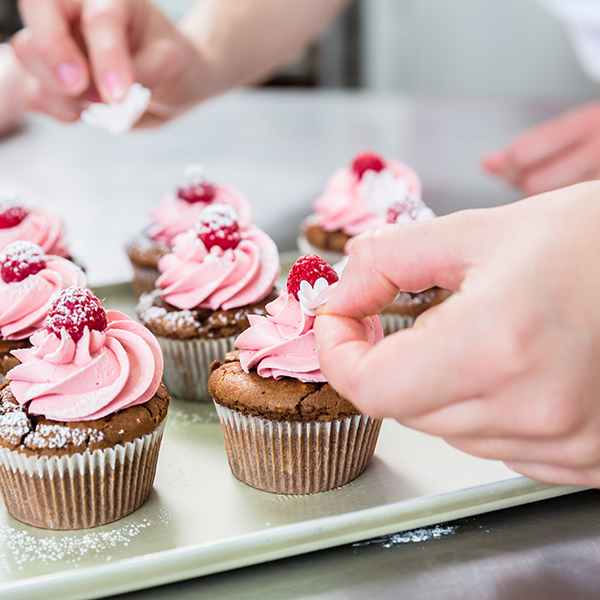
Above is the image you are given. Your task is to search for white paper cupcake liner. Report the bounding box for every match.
[378,313,414,336]
[0,419,166,530]
[158,335,236,402]
[130,263,161,297]
[214,403,382,494]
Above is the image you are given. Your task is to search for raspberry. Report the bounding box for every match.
[286,254,339,301]
[176,165,216,204]
[0,241,46,283]
[196,204,241,251]
[46,287,107,342]
[0,193,28,229]
[351,152,386,180]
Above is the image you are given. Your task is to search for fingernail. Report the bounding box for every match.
[103,70,126,101]
[56,62,83,90]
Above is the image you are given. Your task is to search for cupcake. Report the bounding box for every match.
[0,240,86,380]
[126,165,253,296]
[0,287,168,530]
[137,204,279,402]
[0,192,70,258]
[208,254,383,495]
[298,151,422,264]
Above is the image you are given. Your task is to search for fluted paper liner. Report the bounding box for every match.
[130,263,160,297]
[0,419,166,530]
[159,335,236,402]
[214,403,382,494]
[378,313,414,336]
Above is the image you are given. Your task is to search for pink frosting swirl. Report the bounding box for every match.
[8,311,163,421]
[147,187,253,245]
[156,226,279,310]
[0,209,69,257]
[313,160,422,236]
[236,290,383,383]
[0,256,86,340]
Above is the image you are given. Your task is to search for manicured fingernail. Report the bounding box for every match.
[56,62,83,90]
[103,70,126,101]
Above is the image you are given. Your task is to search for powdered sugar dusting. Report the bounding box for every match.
[0,191,24,212]
[177,165,211,189]
[353,525,457,548]
[23,424,104,450]
[0,511,170,572]
[0,410,28,445]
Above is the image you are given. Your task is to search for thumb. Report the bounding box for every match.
[321,210,491,321]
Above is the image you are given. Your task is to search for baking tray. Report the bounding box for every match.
[0,280,580,600]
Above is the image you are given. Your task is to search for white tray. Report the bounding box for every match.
[0,283,580,600]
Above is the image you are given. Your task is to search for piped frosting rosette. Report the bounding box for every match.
[0,241,86,341]
[312,152,423,236]
[211,255,384,494]
[0,287,168,530]
[0,193,70,257]
[147,165,253,245]
[148,204,279,402]
[9,295,163,422]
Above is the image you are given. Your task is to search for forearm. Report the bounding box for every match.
[179,0,350,99]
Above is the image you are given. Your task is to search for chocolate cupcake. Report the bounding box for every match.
[0,288,168,530]
[126,165,252,296]
[137,204,279,402]
[209,255,383,494]
[0,240,86,381]
[298,152,423,263]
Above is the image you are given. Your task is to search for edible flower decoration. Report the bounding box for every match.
[236,254,383,382]
[8,287,163,421]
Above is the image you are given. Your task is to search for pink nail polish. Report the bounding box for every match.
[56,62,82,90]
[104,70,126,101]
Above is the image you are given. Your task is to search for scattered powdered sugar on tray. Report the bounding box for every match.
[353,525,457,548]
[0,511,170,572]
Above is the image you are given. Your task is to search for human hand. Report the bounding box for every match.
[482,103,600,196]
[315,182,600,488]
[11,0,209,126]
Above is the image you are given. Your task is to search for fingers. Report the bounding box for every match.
[482,103,600,194]
[15,1,89,95]
[79,0,137,101]
[24,76,82,121]
[315,293,485,419]
[322,211,491,322]
[504,461,597,488]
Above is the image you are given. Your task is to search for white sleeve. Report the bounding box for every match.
[537,0,600,82]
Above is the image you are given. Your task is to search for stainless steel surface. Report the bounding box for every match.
[0,90,594,599]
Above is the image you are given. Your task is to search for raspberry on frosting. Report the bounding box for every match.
[386,193,435,224]
[196,204,241,251]
[286,254,339,301]
[0,193,28,229]
[351,152,386,180]
[46,287,108,342]
[0,240,46,283]
[176,165,216,204]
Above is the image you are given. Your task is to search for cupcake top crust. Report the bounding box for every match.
[209,352,359,422]
[0,381,169,457]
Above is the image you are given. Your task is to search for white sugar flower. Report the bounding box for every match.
[81,83,151,135]
[298,278,337,316]
[359,168,411,215]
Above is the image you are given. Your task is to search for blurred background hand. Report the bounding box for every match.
[482,103,600,196]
